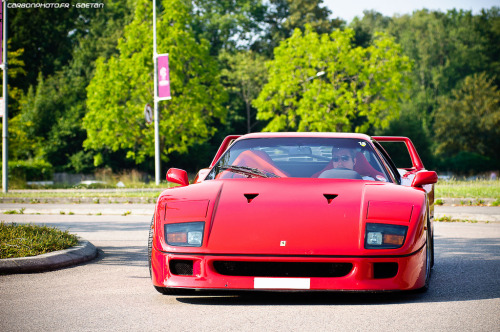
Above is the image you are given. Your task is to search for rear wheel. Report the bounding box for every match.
[415,220,432,293]
[430,221,435,268]
[148,216,154,278]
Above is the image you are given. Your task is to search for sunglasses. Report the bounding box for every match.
[332,155,351,162]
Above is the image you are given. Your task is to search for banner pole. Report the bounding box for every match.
[2,2,8,193]
[153,0,160,185]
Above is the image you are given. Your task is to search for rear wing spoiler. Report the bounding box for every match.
[210,135,426,171]
[210,135,241,167]
[372,136,425,171]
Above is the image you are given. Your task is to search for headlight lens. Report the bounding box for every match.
[165,222,204,247]
[365,223,407,249]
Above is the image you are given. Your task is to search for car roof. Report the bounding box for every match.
[236,132,372,141]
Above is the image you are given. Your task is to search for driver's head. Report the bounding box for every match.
[331,148,356,170]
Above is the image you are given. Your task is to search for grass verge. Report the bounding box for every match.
[435,215,488,223]
[0,180,498,202]
[0,222,79,259]
[435,179,500,199]
[0,189,163,200]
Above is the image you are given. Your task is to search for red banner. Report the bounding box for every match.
[156,54,171,100]
[1,4,3,64]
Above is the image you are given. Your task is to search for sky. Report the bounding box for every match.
[323,0,500,23]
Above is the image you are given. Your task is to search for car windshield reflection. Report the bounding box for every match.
[206,137,390,182]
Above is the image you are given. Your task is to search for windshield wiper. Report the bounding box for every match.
[218,165,280,178]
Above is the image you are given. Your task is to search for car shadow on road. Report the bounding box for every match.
[91,246,148,268]
[175,235,500,305]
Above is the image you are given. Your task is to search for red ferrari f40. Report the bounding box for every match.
[148,133,437,294]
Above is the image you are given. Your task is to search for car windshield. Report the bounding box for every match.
[205,137,391,182]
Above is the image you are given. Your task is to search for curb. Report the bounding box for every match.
[0,238,97,274]
[436,197,496,206]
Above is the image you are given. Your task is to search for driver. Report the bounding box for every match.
[312,146,376,180]
[331,148,356,170]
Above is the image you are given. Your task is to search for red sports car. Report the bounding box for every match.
[148,133,437,294]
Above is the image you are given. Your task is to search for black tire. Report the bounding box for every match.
[154,285,196,295]
[149,215,196,296]
[430,222,435,268]
[415,221,432,293]
[148,215,154,278]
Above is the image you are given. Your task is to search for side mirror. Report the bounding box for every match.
[411,171,438,187]
[166,168,189,187]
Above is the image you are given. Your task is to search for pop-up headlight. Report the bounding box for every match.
[165,222,204,247]
[365,223,407,249]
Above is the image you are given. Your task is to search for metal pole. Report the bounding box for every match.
[2,2,8,193]
[153,0,160,185]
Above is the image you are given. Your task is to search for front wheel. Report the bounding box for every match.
[154,286,196,295]
[148,215,196,295]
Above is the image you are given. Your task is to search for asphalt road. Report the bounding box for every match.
[1,209,499,331]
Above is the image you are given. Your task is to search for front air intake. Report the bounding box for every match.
[373,262,398,279]
[213,261,352,278]
[169,259,194,276]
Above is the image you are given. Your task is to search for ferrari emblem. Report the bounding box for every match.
[280,241,286,246]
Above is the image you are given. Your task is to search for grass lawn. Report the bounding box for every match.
[0,222,79,259]
[435,179,500,200]
[0,189,163,200]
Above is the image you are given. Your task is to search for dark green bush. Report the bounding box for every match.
[2,160,53,181]
[440,152,498,175]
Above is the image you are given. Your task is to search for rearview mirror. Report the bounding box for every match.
[411,171,438,187]
[166,168,189,187]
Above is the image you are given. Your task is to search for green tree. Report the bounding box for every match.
[220,50,268,133]
[253,0,343,56]
[475,8,500,85]
[83,0,226,166]
[253,26,411,132]
[7,0,96,92]
[0,43,26,117]
[354,9,496,171]
[190,0,267,55]
[433,73,500,162]
[350,10,392,47]
[386,10,489,118]
[8,0,134,172]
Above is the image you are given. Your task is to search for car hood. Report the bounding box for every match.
[161,178,425,256]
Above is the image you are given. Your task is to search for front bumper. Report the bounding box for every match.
[151,245,427,291]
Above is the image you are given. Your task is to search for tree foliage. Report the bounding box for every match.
[83,0,227,166]
[190,0,267,55]
[254,26,411,132]
[433,73,500,161]
[7,0,133,172]
[220,50,268,133]
[7,0,95,91]
[3,2,500,178]
[349,8,499,170]
[253,0,343,55]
